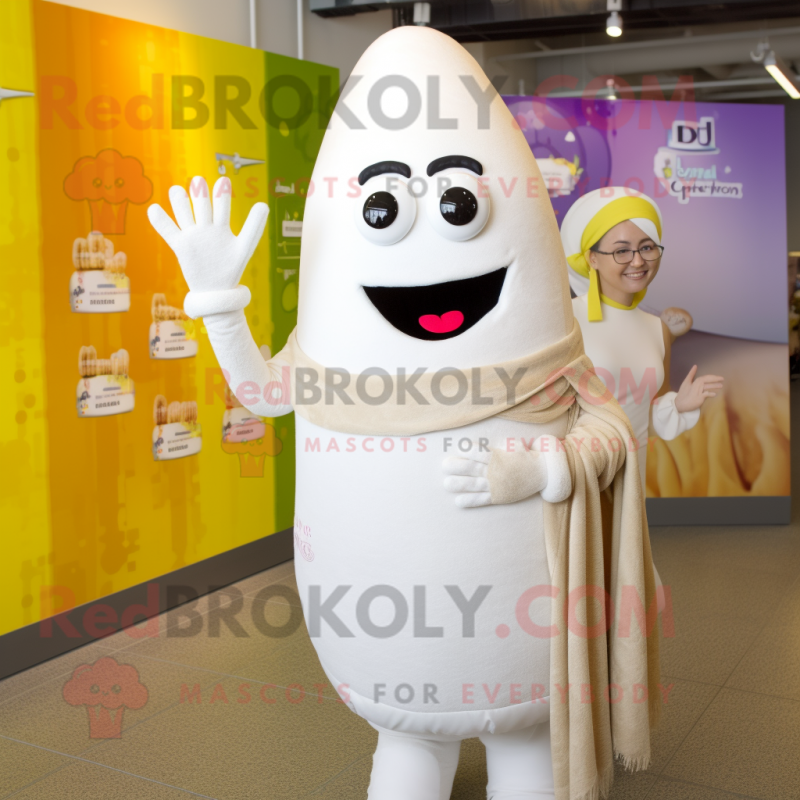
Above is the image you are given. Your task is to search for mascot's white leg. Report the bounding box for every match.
[479,721,555,800]
[367,726,461,800]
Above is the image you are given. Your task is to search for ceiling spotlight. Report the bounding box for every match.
[606,0,622,37]
[602,78,619,100]
[413,2,431,26]
[752,41,799,99]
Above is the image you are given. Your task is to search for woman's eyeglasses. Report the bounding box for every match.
[593,244,665,265]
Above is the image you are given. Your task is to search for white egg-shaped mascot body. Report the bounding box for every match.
[149,26,587,800]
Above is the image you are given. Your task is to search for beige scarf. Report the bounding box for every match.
[276,322,661,800]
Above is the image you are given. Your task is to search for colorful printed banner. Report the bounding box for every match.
[0,0,337,637]
[505,95,789,500]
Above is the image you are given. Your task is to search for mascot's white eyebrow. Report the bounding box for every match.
[357,155,483,186]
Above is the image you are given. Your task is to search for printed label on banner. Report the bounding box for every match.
[654,116,742,204]
[666,116,719,154]
[77,375,135,417]
[221,422,283,478]
[70,270,131,313]
[535,157,581,197]
[282,220,303,237]
[654,149,743,205]
[222,407,267,444]
[152,422,202,461]
[149,320,198,359]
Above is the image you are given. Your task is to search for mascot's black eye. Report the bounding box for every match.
[363,191,398,229]
[439,187,478,226]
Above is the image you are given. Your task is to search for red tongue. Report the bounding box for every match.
[418,311,464,334]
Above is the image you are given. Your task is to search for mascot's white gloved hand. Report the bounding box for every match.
[442,436,572,508]
[147,176,291,419]
[147,176,269,319]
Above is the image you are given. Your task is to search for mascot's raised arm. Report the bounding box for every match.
[148,180,293,418]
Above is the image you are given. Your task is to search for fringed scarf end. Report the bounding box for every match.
[615,749,652,773]
[559,765,615,800]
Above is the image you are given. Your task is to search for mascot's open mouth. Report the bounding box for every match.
[363,267,507,341]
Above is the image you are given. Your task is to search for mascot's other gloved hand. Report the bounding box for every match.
[442,436,572,508]
[147,176,269,319]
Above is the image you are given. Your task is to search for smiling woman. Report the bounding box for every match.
[561,187,724,493]
[589,232,665,304]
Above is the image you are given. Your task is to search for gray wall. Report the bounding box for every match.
[785,100,800,253]
[753,97,800,253]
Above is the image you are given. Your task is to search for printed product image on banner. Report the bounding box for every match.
[70,232,130,313]
[76,347,134,417]
[221,428,282,478]
[219,357,283,478]
[152,396,201,461]
[505,97,612,214]
[273,179,302,312]
[536,156,583,197]
[221,382,266,444]
[149,294,197,359]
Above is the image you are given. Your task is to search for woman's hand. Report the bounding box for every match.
[675,364,724,413]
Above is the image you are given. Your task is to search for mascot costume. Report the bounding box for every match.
[149,26,661,800]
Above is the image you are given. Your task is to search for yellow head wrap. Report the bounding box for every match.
[565,195,662,322]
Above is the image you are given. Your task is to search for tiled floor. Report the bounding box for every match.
[3,394,800,799]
